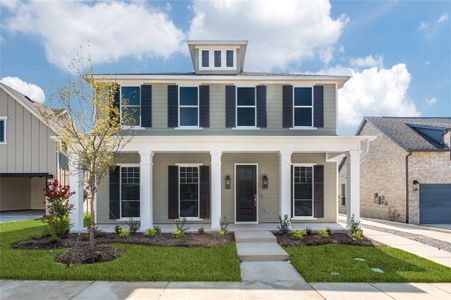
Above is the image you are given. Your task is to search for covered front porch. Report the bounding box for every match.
[68,135,371,232]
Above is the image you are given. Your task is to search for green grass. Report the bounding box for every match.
[0,219,241,281]
[286,244,451,282]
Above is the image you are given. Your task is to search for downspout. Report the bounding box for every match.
[405,152,412,223]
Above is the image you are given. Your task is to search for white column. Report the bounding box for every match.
[139,150,153,230]
[210,150,222,231]
[68,155,84,232]
[346,150,361,226]
[279,150,292,219]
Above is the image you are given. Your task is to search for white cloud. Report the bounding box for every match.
[437,13,448,23]
[418,21,429,30]
[425,60,431,65]
[336,64,420,134]
[188,0,348,70]
[0,76,45,103]
[349,55,384,68]
[2,1,185,70]
[424,97,437,106]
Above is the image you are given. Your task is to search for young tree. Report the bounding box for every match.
[41,56,134,249]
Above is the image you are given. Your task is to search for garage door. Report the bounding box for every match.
[420,184,451,224]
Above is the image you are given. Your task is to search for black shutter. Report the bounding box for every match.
[290,165,293,218]
[168,166,179,219]
[256,85,267,128]
[225,85,236,128]
[109,166,120,219]
[167,85,178,128]
[199,85,210,128]
[110,84,120,126]
[314,86,324,128]
[199,166,210,219]
[141,85,152,128]
[314,165,324,218]
[283,85,293,128]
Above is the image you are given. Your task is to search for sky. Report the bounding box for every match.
[0,0,450,134]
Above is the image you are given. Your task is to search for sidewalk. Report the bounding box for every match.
[1,280,450,300]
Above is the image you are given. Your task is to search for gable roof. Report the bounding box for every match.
[356,116,451,151]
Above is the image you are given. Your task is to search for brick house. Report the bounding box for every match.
[339,117,451,224]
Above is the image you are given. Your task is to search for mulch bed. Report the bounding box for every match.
[13,235,73,250]
[275,232,385,247]
[55,242,122,264]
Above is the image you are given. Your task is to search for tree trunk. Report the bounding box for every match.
[89,186,97,250]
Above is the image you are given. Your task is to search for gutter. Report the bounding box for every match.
[405,152,412,223]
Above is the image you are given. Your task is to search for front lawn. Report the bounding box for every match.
[286,244,451,282]
[0,220,241,281]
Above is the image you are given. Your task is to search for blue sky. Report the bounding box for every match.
[0,0,450,134]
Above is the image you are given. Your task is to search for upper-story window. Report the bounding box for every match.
[201,50,209,67]
[0,117,6,143]
[179,86,199,127]
[199,49,236,70]
[121,86,141,127]
[236,87,256,127]
[293,87,313,127]
[226,50,234,67]
[214,50,221,67]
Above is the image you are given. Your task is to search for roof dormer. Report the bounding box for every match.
[187,40,248,75]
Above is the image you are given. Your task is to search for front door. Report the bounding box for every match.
[236,164,257,222]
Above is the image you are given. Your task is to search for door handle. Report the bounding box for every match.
[253,194,257,207]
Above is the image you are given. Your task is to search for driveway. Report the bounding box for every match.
[0,210,44,223]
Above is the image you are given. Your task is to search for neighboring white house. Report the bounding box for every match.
[0,83,68,212]
[68,40,373,232]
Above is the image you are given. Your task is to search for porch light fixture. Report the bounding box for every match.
[413,180,419,191]
[225,175,231,189]
[262,175,269,189]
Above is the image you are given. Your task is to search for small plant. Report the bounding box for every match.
[172,218,188,238]
[349,214,361,234]
[352,229,363,240]
[128,218,140,234]
[326,227,332,236]
[305,226,313,235]
[198,226,205,234]
[43,216,71,239]
[83,212,91,228]
[115,225,123,234]
[318,228,330,238]
[292,230,306,240]
[278,214,291,235]
[119,229,130,238]
[145,226,161,238]
[220,217,229,233]
[172,228,184,239]
[217,229,226,237]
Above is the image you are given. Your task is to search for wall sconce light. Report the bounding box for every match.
[413,180,419,191]
[262,175,269,189]
[225,175,231,189]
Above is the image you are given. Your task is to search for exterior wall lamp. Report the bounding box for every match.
[262,174,269,189]
[225,175,231,189]
[413,180,419,191]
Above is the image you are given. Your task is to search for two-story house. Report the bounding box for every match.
[68,40,372,231]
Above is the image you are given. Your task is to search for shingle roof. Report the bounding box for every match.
[359,116,451,151]
[92,71,348,78]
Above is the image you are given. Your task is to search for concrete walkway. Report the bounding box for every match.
[0,210,44,223]
[1,280,451,300]
[235,231,289,262]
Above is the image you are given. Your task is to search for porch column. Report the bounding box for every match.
[210,150,222,231]
[139,150,154,230]
[279,150,292,219]
[346,150,361,226]
[68,155,84,232]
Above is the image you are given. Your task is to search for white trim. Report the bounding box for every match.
[236,86,257,128]
[178,85,200,128]
[0,116,7,144]
[120,85,141,129]
[198,48,237,71]
[291,217,317,221]
[292,86,314,128]
[292,164,315,218]
[290,127,318,130]
[232,127,260,130]
[178,164,201,219]
[234,163,259,224]
[175,163,203,167]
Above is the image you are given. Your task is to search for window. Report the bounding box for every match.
[293,166,313,217]
[179,166,199,218]
[121,166,140,218]
[121,86,141,127]
[236,87,256,127]
[179,86,199,127]
[201,50,209,67]
[0,118,5,143]
[341,184,346,206]
[226,50,234,67]
[293,87,313,127]
[214,50,221,67]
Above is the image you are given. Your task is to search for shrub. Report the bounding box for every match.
[144,226,161,238]
[352,229,363,240]
[173,218,189,238]
[83,212,91,228]
[115,225,123,234]
[349,214,361,234]
[172,228,184,239]
[198,226,205,234]
[305,226,313,235]
[292,230,306,240]
[119,229,130,238]
[278,214,291,235]
[43,215,71,239]
[326,227,332,236]
[128,218,140,234]
[220,217,229,233]
[217,229,226,237]
[318,228,330,238]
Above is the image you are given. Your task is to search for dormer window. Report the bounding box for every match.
[226,50,234,67]
[201,50,209,68]
[198,49,236,70]
[214,50,221,67]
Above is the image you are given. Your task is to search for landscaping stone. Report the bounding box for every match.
[354,257,366,261]
[372,268,385,273]
[330,272,341,276]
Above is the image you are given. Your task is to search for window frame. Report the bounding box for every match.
[292,163,316,219]
[235,86,257,129]
[214,50,222,67]
[198,48,237,70]
[118,164,141,220]
[178,85,200,128]
[0,116,6,144]
[292,86,314,128]
[201,50,209,67]
[226,50,234,67]
[177,163,202,220]
[120,86,142,129]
